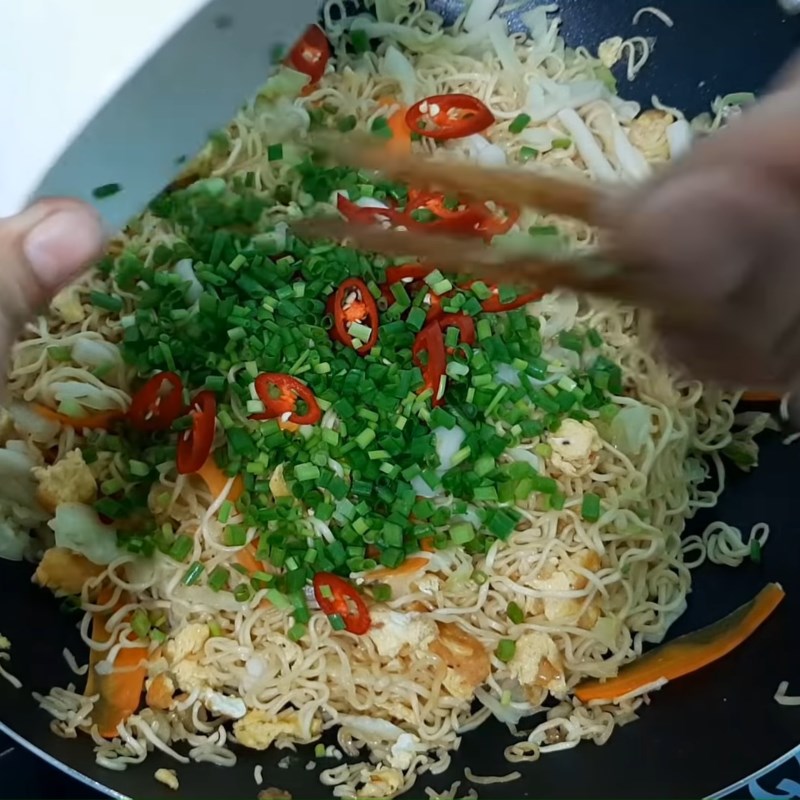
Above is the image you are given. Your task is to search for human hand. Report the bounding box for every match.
[604,70,800,402]
[0,199,105,383]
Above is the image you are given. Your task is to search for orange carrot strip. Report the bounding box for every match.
[33,403,124,430]
[378,98,412,156]
[575,582,785,704]
[235,544,264,574]
[197,455,243,503]
[741,391,783,403]
[367,555,430,581]
[419,537,435,553]
[86,590,148,738]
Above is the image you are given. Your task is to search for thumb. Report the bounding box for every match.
[0,199,105,375]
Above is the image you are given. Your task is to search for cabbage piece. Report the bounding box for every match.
[257,66,310,102]
[49,503,121,565]
[609,405,652,456]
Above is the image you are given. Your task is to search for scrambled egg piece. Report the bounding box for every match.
[51,286,86,324]
[429,622,490,701]
[154,768,180,791]
[508,632,567,699]
[171,658,218,694]
[598,36,624,67]
[234,710,321,750]
[145,673,175,710]
[547,419,601,478]
[356,766,404,799]
[530,550,602,627]
[388,732,422,770]
[368,608,437,659]
[628,109,674,162]
[33,547,104,595]
[33,449,96,513]
[164,623,210,664]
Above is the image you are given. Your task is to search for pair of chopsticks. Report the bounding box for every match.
[291,134,678,314]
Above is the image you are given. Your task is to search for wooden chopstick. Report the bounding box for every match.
[291,216,630,299]
[310,132,607,224]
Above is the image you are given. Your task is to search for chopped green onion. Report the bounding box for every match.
[92,182,122,199]
[182,561,205,586]
[131,609,151,639]
[90,291,123,313]
[509,113,531,134]
[267,143,284,162]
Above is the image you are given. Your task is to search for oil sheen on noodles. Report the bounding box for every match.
[6,1,759,797]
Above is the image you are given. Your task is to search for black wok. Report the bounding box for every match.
[3,1,800,797]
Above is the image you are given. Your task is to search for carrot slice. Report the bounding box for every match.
[235,544,264,574]
[575,582,785,704]
[419,537,435,553]
[34,403,124,430]
[197,455,244,503]
[86,590,148,738]
[740,391,783,403]
[367,555,430,581]
[378,98,412,155]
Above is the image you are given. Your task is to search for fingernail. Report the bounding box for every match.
[23,208,105,289]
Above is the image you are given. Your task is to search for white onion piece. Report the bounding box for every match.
[383,45,417,105]
[308,515,335,544]
[71,338,122,370]
[666,119,693,159]
[527,79,606,123]
[411,475,439,498]
[556,109,617,181]
[506,447,542,471]
[464,133,507,167]
[0,521,28,561]
[609,120,650,181]
[337,715,406,744]
[8,401,60,442]
[464,0,500,32]
[474,686,532,725]
[174,258,203,303]
[434,426,466,472]
[495,363,521,387]
[486,17,521,72]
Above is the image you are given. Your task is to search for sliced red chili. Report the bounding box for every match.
[437,313,476,353]
[481,287,544,313]
[412,322,447,406]
[286,24,330,84]
[385,263,435,285]
[128,372,184,432]
[251,373,322,426]
[476,205,520,238]
[406,93,495,140]
[329,277,380,355]
[336,193,402,226]
[176,391,217,475]
[406,190,518,240]
[313,572,371,635]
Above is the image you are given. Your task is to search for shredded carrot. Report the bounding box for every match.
[419,537,435,553]
[33,403,124,430]
[741,391,783,403]
[235,544,264,574]
[378,98,412,155]
[575,582,785,704]
[197,455,244,503]
[367,555,430,581]
[86,589,148,738]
